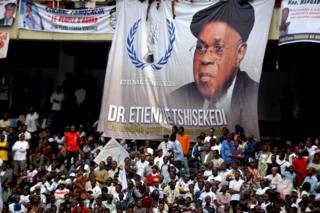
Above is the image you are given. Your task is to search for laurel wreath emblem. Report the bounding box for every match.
[126,18,175,71]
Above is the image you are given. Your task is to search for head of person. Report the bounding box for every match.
[169,133,176,142]
[190,0,254,99]
[178,126,185,135]
[163,134,169,142]
[70,125,76,133]
[4,3,16,20]
[172,125,178,134]
[56,86,62,93]
[281,8,290,24]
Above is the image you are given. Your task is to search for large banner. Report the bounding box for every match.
[98,0,275,139]
[0,0,17,27]
[0,31,9,59]
[279,0,320,45]
[18,0,116,33]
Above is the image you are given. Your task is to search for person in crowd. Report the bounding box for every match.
[220,135,234,165]
[64,125,80,169]
[177,126,190,175]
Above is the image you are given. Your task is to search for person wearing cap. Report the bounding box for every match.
[0,2,16,26]
[171,0,258,137]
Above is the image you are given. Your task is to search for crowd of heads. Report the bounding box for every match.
[0,110,320,213]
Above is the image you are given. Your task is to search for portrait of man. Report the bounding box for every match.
[0,2,17,26]
[170,0,259,137]
[109,7,117,30]
[22,1,44,30]
[279,8,290,35]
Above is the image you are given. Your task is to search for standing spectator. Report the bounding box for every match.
[230,137,244,165]
[50,86,64,131]
[220,135,234,165]
[0,113,10,128]
[257,143,272,177]
[204,127,216,143]
[0,134,8,163]
[12,134,29,177]
[64,125,80,169]
[169,134,184,169]
[192,136,204,172]
[177,126,190,175]
[158,134,171,157]
[25,107,39,134]
[229,171,244,213]
[25,107,39,150]
[292,152,307,186]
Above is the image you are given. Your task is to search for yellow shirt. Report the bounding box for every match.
[0,141,8,161]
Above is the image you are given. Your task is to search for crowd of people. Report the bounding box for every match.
[0,110,319,213]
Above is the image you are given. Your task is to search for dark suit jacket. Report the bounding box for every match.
[170,71,259,138]
[0,18,15,26]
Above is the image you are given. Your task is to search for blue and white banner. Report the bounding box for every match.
[98,0,275,139]
[18,0,116,33]
[279,0,320,45]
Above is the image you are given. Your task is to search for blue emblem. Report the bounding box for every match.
[126,18,175,71]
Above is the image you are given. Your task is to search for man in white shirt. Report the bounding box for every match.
[25,107,39,133]
[50,86,64,130]
[135,153,149,179]
[306,139,318,157]
[30,176,53,194]
[154,148,165,168]
[12,134,29,176]
[158,134,172,157]
[19,125,31,141]
[229,171,244,213]
[50,86,64,112]
[9,194,27,213]
[204,127,217,143]
[199,181,217,207]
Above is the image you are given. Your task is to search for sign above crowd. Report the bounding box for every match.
[279,0,320,45]
[18,0,116,34]
[0,31,9,58]
[98,0,275,139]
[0,0,17,27]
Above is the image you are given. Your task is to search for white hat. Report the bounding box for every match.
[48,138,54,143]
[69,173,76,177]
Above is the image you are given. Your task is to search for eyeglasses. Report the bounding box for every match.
[192,39,244,60]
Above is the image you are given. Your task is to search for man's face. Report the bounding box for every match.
[193,22,246,99]
[4,6,15,19]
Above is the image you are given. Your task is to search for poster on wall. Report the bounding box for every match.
[0,0,17,27]
[0,32,9,59]
[18,0,116,34]
[279,0,320,45]
[98,0,275,139]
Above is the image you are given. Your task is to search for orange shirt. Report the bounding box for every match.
[177,134,190,156]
